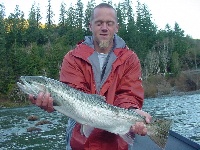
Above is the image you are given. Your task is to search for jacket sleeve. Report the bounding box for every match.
[59,51,91,148]
[113,51,144,109]
[59,51,91,93]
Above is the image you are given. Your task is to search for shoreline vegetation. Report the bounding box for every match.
[1,70,200,108]
[1,1,200,108]
[143,70,200,98]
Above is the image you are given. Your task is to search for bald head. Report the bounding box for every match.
[90,3,118,22]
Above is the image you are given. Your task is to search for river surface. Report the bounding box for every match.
[0,94,200,149]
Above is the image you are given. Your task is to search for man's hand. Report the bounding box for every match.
[130,109,152,136]
[29,92,54,113]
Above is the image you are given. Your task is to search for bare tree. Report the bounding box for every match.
[144,50,160,79]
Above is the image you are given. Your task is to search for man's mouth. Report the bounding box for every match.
[100,34,108,36]
[99,34,109,40]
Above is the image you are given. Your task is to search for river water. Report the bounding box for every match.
[0,94,200,149]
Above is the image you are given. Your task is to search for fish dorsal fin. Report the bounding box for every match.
[82,125,94,138]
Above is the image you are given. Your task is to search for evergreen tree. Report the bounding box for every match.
[26,3,40,44]
[173,22,187,56]
[65,4,77,46]
[74,0,84,41]
[34,5,47,45]
[58,2,66,27]
[135,2,157,60]
[4,5,26,79]
[75,0,84,29]
[57,2,67,37]
[35,4,42,27]
[84,0,96,36]
[170,51,180,76]
[0,4,8,94]
[0,4,5,48]
[116,2,127,40]
[5,5,26,47]
[46,0,54,27]
[174,22,184,37]
[124,0,138,52]
[0,0,199,99]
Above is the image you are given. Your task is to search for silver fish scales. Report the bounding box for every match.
[17,76,172,149]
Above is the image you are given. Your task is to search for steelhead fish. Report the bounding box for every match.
[17,76,172,149]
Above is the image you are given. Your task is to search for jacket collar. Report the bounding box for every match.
[83,34,126,50]
[71,34,128,63]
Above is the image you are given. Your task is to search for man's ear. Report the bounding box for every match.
[115,24,119,33]
[89,22,92,31]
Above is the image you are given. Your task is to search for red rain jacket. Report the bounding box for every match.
[60,40,144,150]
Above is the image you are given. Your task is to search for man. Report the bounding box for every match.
[30,3,151,150]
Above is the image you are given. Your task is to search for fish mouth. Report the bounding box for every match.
[17,81,35,96]
[19,76,43,83]
[17,76,34,87]
[17,76,46,97]
[17,76,61,107]
[17,76,26,84]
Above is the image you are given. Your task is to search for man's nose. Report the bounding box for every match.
[101,23,108,31]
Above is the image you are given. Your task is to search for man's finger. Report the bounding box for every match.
[135,109,152,123]
[47,97,54,113]
[35,92,44,106]
[141,127,147,136]
[29,95,36,104]
[41,93,50,107]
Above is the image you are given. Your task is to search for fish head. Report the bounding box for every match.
[17,76,49,97]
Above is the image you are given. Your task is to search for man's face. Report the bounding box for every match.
[89,7,119,50]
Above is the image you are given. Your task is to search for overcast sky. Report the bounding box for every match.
[1,0,200,39]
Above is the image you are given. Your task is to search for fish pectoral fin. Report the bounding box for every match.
[120,132,134,145]
[82,125,94,138]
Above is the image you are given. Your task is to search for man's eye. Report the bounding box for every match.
[107,22,114,26]
[96,22,102,26]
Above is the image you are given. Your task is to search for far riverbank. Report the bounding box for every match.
[1,70,200,108]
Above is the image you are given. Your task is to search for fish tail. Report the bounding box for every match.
[147,118,172,149]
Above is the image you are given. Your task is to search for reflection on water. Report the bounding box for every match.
[0,106,68,150]
[143,94,200,144]
[0,94,200,149]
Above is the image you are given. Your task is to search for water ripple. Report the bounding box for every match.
[143,93,200,145]
[0,94,200,149]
